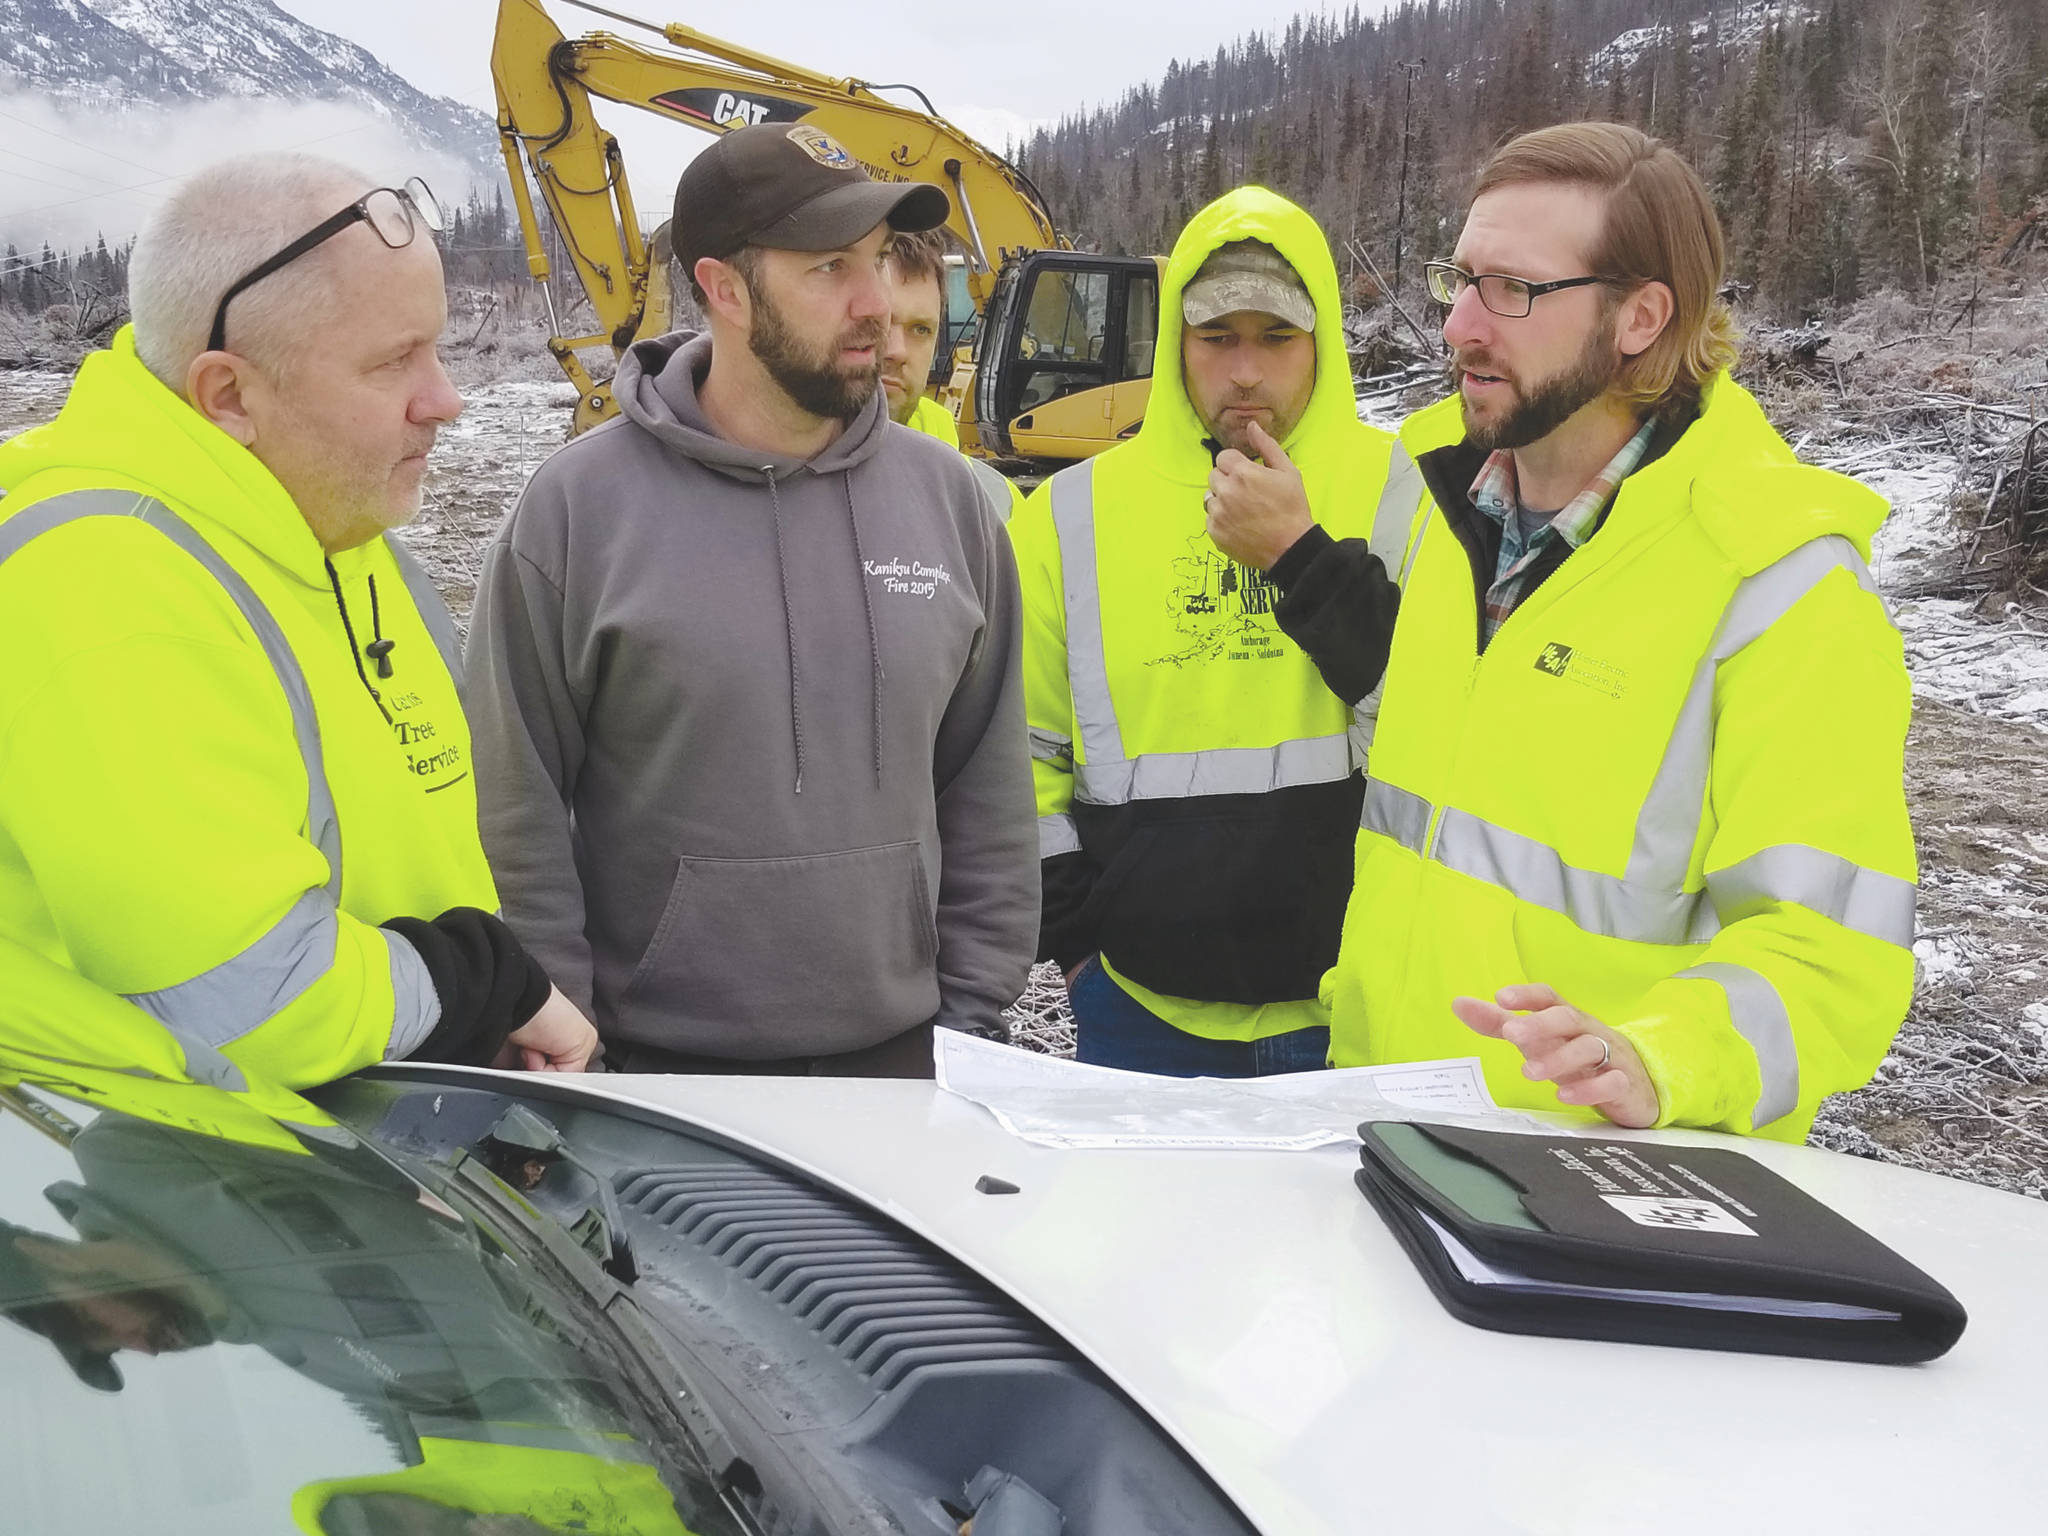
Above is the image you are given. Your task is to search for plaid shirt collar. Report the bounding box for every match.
[1465,416,1658,647]
[1468,414,1658,553]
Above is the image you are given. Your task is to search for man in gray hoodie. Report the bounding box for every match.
[466,124,1037,1075]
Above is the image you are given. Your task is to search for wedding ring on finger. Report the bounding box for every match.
[1592,1036,1612,1072]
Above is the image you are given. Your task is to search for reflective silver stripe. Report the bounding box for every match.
[122,888,339,1047]
[1433,808,1713,945]
[1074,732,1352,805]
[0,490,342,897]
[382,930,444,1059]
[1624,535,1883,892]
[1348,694,1381,769]
[1369,443,1425,582]
[1706,844,1915,949]
[1349,446,1427,763]
[1397,496,1435,588]
[1049,462,1124,767]
[1677,962,1800,1129]
[385,532,463,689]
[1029,725,1072,763]
[1038,812,1082,859]
[1359,777,1432,853]
[174,1039,251,1093]
[966,457,1017,525]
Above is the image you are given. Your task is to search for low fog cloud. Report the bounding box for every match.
[0,92,482,257]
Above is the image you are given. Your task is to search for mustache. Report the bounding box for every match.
[1448,350,1512,383]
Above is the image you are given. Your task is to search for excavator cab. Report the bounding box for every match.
[969,252,1160,462]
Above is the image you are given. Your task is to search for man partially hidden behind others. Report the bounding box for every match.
[880,228,1022,522]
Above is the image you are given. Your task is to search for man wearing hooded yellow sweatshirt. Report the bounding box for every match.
[1008,188,1409,1075]
[0,152,595,1090]
[1312,124,1915,1141]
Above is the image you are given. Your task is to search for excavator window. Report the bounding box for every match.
[1009,268,1111,413]
[1122,273,1158,380]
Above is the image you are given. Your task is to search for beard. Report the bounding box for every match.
[748,285,885,422]
[1455,324,1623,453]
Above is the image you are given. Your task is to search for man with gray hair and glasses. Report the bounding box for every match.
[0,152,596,1090]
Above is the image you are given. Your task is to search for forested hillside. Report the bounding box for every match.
[1014,0,2048,317]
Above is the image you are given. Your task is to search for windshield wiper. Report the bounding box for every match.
[478,1102,640,1283]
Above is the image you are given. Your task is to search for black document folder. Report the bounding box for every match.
[1355,1121,1966,1363]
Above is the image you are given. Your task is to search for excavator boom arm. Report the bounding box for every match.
[491,0,1062,426]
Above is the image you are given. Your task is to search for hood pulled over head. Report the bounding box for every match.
[1135,186,1355,481]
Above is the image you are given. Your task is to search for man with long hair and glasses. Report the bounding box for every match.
[0,153,597,1089]
[1303,123,1914,1140]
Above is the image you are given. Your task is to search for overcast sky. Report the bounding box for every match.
[278,0,1379,207]
[0,0,1383,250]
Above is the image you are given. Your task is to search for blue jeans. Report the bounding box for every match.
[1069,959,1330,1078]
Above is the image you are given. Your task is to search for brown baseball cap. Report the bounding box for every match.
[672,123,951,273]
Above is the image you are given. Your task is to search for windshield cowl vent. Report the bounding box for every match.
[617,1165,1070,1392]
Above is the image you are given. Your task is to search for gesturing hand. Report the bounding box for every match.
[1205,418,1313,571]
[1452,983,1659,1128]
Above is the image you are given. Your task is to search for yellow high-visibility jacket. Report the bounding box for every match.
[1328,376,1916,1140]
[1007,187,1406,1040]
[295,1435,696,1535]
[906,394,961,446]
[0,328,499,1088]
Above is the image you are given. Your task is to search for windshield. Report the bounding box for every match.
[0,1082,738,1536]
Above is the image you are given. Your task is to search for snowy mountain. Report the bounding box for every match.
[0,0,496,173]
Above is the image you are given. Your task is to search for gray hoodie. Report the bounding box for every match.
[465,331,1036,1059]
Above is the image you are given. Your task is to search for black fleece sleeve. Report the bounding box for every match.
[1269,526,1401,706]
[1037,849,1102,972]
[380,908,552,1066]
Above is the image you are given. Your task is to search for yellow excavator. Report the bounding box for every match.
[491,0,1159,461]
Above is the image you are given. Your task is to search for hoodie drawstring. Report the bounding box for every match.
[761,468,887,795]
[364,574,396,678]
[764,470,806,794]
[842,475,886,788]
[325,558,394,725]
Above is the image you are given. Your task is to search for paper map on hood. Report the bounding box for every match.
[933,1031,1534,1151]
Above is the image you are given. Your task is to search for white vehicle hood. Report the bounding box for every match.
[527,1072,2048,1535]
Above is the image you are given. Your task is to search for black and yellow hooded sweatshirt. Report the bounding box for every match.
[1007,187,1408,1042]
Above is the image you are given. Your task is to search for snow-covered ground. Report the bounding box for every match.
[1866,453,2048,730]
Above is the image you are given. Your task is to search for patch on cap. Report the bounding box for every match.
[787,125,855,170]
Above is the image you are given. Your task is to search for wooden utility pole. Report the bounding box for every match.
[1392,60,1426,298]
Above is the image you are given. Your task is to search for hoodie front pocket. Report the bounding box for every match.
[616,840,940,1050]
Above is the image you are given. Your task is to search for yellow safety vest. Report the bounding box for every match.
[1329,376,1916,1139]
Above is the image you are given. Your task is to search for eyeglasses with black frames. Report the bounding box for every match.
[208,177,444,354]
[1423,260,1619,319]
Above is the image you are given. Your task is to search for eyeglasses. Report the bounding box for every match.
[1424,261,1617,319]
[208,177,443,354]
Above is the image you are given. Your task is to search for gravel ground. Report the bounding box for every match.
[4,347,2046,1199]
